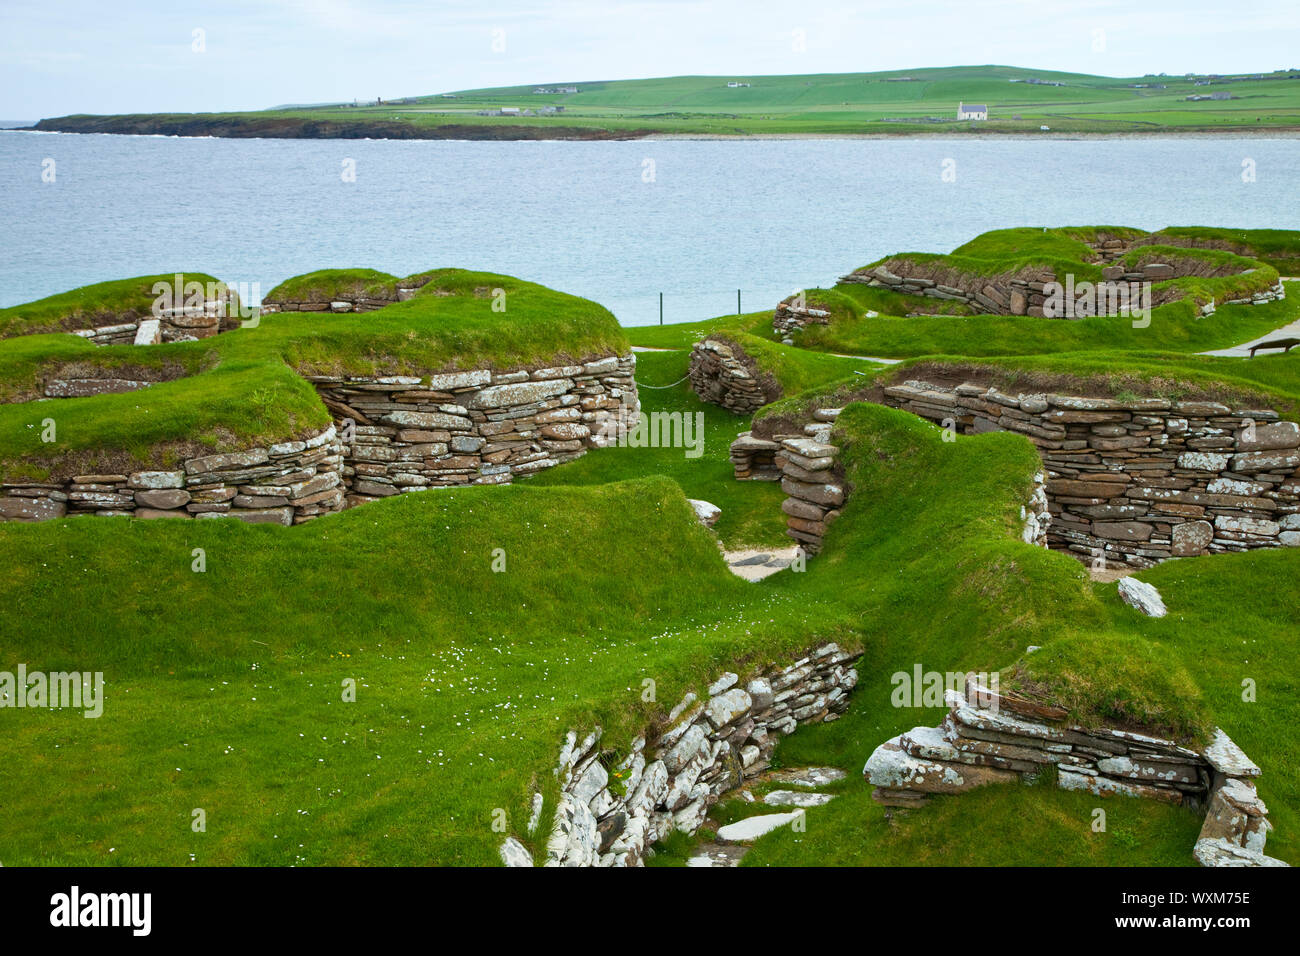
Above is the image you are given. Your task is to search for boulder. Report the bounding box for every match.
[1117,577,1167,617]
[498,837,533,867]
[687,499,721,528]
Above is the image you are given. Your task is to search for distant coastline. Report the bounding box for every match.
[21,115,1300,141]
[21,64,1300,141]
[25,114,652,141]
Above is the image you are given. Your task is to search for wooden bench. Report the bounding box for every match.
[1249,337,1300,358]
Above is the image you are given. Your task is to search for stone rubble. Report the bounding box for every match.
[65,296,235,346]
[772,299,832,336]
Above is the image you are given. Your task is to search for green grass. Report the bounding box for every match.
[525,350,788,548]
[525,347,877,547]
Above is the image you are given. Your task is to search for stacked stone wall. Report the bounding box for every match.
[864,681,1286,867]
[687,339,774,414]
[0,425,343,525]
[500,642,861,866]
[314,354,638,499]
[883,379,1300,568]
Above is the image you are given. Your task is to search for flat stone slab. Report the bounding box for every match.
[765,766,847,788]
[731,432,781,449]
[1118,576,1168,617]
[1202,728,1261,778]
[864,739,1019,794]
[722,546,802,582]
[716,811,803,842]
[763,790,837,808]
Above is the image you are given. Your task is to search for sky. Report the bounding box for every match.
[2,0,1299,119]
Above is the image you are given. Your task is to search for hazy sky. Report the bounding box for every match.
[3,0,1298,118]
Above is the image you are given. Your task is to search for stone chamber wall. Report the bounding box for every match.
[498,642,861,867]
[687,339,777,415]
[0,425,343,525]
[313,355,638,499]
[729,406,843,554]
[864,681,1286,867]
[260,284,423,314]
[730,404,1047,556]
[840,259,1284,317]
[882,380,1300,568]
[2,355,640,523]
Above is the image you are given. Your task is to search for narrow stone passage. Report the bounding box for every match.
[684,766,845,867]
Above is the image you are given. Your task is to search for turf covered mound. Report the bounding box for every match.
[739,226,1300,360]
[0,274,236,340]
[0,269,630,483]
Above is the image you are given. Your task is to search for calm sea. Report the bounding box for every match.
[1,131,1296,324]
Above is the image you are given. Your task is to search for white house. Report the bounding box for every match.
[957,102,988,121]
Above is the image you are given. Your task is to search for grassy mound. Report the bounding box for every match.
[264,268,403,304]
[0,274,230,338]
[1006,634,1211,744]
[1153,227,1300,274]
[4,226,1298,870]
[733,407,1300,867]
[747,225,1300,360]
[0,270,629,480]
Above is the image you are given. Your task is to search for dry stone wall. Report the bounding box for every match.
[312,354,638,500]
[687,339,774,415]
[260,285,422,315]
[864,682,1287,867]
[733,402,1061,557]
[841,260,1284,317]
[499,641,861,867]
[0,424,343,525]
[1,354,640,525]
[883,379,1300,568]
[730,407,845,553]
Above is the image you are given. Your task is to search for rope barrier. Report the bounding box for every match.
[634,374,691,389]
